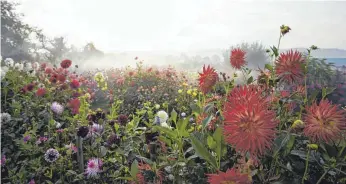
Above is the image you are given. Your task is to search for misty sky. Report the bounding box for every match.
[12,0,346,52]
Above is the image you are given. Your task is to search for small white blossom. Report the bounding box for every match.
[4,58,14,67]
[1,113,12,123]
[14,63,24,71]
[51,102,64,115]
[157,110,168,123]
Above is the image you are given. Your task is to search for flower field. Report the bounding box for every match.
[1,26,346,184]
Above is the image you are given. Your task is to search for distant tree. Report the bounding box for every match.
[83,42,104,58]
[222,42,269,69]
[211,54,221,63]
[1,1,41,61]
[37,35,70,65]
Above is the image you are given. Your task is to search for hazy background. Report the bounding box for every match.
[13,0,346,51]
[3,0,346,73]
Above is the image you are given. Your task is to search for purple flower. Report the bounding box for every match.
[51,102,64,115]
[24,135,31,143]
[28,179,35,184]
[85,158,103,178]
[0,155,6,166]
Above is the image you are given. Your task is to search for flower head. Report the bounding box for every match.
[1,112,11,123]
[303,100,346,143]
[0,155,6,166]
[23,135,31,143]
[36,88,46,97]
[156,110,169,124]
[70,79,80,89]
[85,158,103,178]
[198,65,219,94]
[51,102,64,115]
[4,58,14,67]
[68,98,80,115]
[44,148,60,162]
[223,85,278,158]
[207,168,251,184]
[118,114,128,126]
[77,126,89,138]
[28,179,35,184]
[275,50,305,84]
[230,48,246,69]
[60,59,72,69]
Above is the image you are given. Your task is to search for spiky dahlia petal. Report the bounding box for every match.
[207,168,251,184]
[275,50,305,84]
[230,48,246,69]
[198,65,219,94]
[223,85,278,158]
[303,100,346,143]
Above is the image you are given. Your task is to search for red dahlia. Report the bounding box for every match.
[303,100,346,144]
[275,50,305,84]
[36,88,46,97]
[230,48,246,69]
[60,59,72,69]
[57,74,66,83]
[223,85,278,158]
[207,168,251,184]
[45,67,53,74]
[68,98,81,115]
[70,79,80,89]
[198,65,219,94]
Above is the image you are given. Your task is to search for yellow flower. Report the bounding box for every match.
[155,104,160,109]
[199,92,203,95]
[85,93,91,99]
[291,120,304,128]
[182,82,188,87]
[192,92,197,96]
[187,89,192,95]
[175,98,177,102]
[178,89,183,93]
[307,144,318,150]
[193,88,198,91]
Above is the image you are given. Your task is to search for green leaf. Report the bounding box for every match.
[202,115,213,129]
[265,64,273,71]
[322,87,335,99]
[154,126,177,140]
[100,146,107,157]
[170,109,178,124]
[130,160,139,178]
[203,103,214,113]
[207,136,216,149]
[247,76,253,84]
[213,127,223,158]
[190,133,217,169]
[284,135,295,156]
[177,117,189,138]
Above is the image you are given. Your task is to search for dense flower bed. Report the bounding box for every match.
[1,25,346,184]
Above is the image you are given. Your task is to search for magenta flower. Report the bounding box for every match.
[85,158,103,178]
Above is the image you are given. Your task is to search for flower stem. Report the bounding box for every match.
[302,148,310,183]
[316,168,330,184]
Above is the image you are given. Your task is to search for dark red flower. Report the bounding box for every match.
[45,67,53,74]
[230,48,246,69]
[36,88,46,97]
[60,59,72,69]
[223,85,278,158]
[40,63,47,70]
[275,50,305,84]
[303,100,346,144]
[57,74,66,83]
[49,74,58,84]
[280,90,290,98]
[198,65,219,94]
[68,98,81,115]
[207,168,251,184]
[28,84,35,91]
[70,79,80,89]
